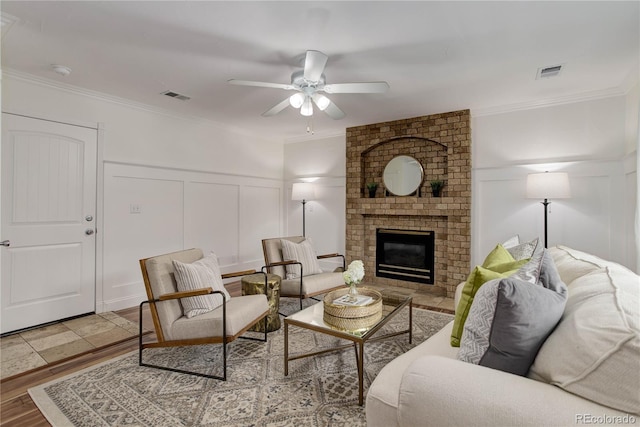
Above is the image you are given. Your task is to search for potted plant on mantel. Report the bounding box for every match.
[366,182,378,198]
[430,179,444,197]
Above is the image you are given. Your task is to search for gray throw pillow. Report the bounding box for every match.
[458,249,567,376]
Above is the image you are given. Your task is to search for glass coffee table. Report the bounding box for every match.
[284,291,412,405]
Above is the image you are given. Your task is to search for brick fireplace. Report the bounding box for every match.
[345,110,471,298]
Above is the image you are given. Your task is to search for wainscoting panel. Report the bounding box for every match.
[101,162,282,312]
[184,181,240,266]
[472,159,633,271]
[240,185,281,265]
[103,172,184,308]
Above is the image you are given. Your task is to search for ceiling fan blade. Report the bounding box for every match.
[323,82,389,94]
[323,101,346,120]
[261,98,291,117]
[228,79,295,90]
[303,50,328,82]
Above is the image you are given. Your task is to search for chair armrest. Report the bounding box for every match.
[157,287,216,301]
[317,253,345,270]
[263,260,300,268]
[317,253,341,259]
[221,269,256,279]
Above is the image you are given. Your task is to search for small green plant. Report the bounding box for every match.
[366,182,378,198]
[429,180,444,191]
[430,179,444,196]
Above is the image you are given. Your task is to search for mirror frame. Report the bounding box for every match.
[383,155,424,196]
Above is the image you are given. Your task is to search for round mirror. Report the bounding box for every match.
[383,155,424,196]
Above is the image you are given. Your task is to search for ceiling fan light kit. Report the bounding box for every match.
[300,97,313,116]
[289,92,305,108]
[228,50,389,123]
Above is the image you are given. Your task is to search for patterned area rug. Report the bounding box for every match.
[29,301,453,427]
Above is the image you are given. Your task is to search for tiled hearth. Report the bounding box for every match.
[346,110,471,298]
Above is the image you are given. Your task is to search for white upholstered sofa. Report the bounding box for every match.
[366,245,640,426]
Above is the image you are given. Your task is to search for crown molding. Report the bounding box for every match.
[1,68,282,144]
[472,86,628,117]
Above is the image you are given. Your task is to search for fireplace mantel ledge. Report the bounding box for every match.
[353,197,468,217]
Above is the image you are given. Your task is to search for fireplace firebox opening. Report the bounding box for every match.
[376,229,435,284]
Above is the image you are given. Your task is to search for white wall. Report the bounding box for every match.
[103,163,281,310]
[284,135,346,271]
[472,94,637,271]
[2,72,285,311]
[282,94,638,276]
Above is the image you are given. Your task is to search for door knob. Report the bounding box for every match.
[85,215,93,222]
[0,240,10,247]
[85,229,95,236]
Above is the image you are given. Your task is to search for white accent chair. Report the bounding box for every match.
[261,236,346,311]
[139,248,269,380]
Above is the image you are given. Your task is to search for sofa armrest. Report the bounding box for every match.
[454,282,464,312]
[398,356,629,427]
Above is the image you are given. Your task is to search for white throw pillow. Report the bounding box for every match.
[172,252,231,318]
[528,266,640,415]
[502,235,520,249]
[505,237,539,261]
[280,238,323,279]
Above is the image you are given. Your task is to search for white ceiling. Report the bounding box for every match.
[1,1,638,142]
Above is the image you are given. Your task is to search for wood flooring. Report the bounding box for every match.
[1,282,244,426]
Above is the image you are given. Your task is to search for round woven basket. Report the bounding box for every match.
[323,287,383,332]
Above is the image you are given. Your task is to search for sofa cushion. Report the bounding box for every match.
[170,294,268,340]
[529,265,640,415]
[280,238,323,279]
[450,244,529,346]
[172,253,231,318]
[280,271,344,296]
[458,250,567,376]
[548,245,634,285]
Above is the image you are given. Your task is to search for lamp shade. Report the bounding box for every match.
[292,182,315,201]
[526,172,571,199]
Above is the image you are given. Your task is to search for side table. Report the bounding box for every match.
[241,273,281,332]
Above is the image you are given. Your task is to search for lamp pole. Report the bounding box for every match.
[541,198,550,249]
[301,199,307,237]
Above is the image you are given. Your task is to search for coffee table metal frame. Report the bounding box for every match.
[284,294,412,405]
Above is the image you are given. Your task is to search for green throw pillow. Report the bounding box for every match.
[450,245,530,347]
[482,244,517,271]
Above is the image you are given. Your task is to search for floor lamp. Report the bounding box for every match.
[526,171,571,248]
[291,183,316,237]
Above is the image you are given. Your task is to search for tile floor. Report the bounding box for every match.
[1,312,140,379]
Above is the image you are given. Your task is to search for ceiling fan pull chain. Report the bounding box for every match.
[306,116,314,134]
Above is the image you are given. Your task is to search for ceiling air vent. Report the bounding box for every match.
[536,64,563,80]
[161,90,191,101]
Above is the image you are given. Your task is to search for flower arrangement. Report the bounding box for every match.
[343,260,365,285]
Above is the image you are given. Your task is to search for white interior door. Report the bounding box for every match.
[1,113,97,334]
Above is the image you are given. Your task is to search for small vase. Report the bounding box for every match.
[368,188,377,198]
[347,281,359,302]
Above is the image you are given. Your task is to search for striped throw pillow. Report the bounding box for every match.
[280,238,323,279]
[172,253,231,318]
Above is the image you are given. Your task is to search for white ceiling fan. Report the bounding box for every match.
[228,50,389,120]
